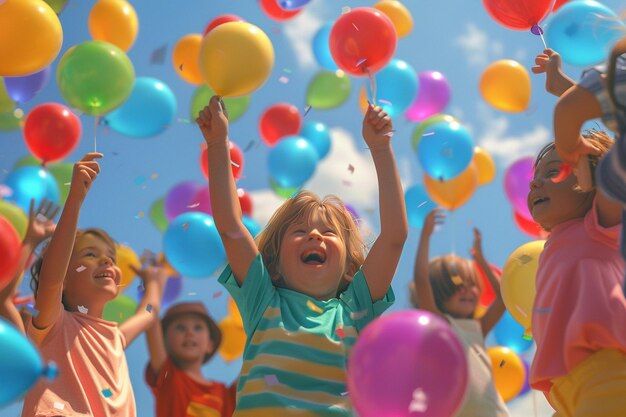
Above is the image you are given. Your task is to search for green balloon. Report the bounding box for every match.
[191,85,250,123]
[411,114,457,151]
[306,70,351,110]
[149,198,168,232]
[13,155,41,169]
[0,110,22,131]
[48,163,73,204]
[0,200,28,240]
[57,41,135,116]
[103,294,137,324]
[0,80,16,113]
[269,178,300,199]
[43,0,68,14]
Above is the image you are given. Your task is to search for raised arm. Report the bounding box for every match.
[197,96,258,285]
[532,49,575,97]
[472,228,505,336]
[412,209,445,316]
[360,105,409,301]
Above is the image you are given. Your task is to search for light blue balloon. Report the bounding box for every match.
[242,215,261,237]
[313,22,339,71]
[278,0,311,10]
[4,166,60,213]
[104,77,177,138]
[404,184,437,229]
[163,212,226,278]
[268,136,319,188]
[493,310,533,354]
[545,0,625,66]
[367,59,419,118]
[300,121,331,159]
[417,121,474,180]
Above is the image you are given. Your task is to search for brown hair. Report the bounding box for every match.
[256,191,366,296]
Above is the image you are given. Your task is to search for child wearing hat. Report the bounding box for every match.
[144,301,236,417]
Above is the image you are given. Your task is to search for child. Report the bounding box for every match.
[20,153,167,417]
[527,132,626,417]
[196,96,407,416]
[144,301,236,417]
[411,208,509,417]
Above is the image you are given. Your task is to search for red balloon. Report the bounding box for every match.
[0,216,22,291]
[203,14,245,36]
[259,103,302,146]
[553,0,570,12]
[482,0,552,30]
[513,210,548,239]
[200,141,244,181]
[329,7,397,77]
[259,0,301,21]
[474,261,501,307]
[237,188,253,216]
[23,103,82,163]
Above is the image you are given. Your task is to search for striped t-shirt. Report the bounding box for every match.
[218,253,394,417]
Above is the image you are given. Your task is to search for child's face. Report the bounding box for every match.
[278,208,348,300]
[527,148,594,231]
[165,315,213,364]
[442,282,480,319]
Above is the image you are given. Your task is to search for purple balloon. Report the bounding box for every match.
[518,358,531,396]
[164,181,204,221]
[138,275,182,308]
[193,187,213,215]
[405,71,451,122]
[345,203,359,222]
[3,67,51,103]
[504,157,534,221]
[348,310,468,417]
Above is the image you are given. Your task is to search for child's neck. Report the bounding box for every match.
[174,358,207,383]
[65,300,107,319]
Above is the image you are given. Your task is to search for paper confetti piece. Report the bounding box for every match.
[0,185,13,198]
[409,388,428,413]
[384,130,395,138]
[335,327,345,339]
[282,68,292,74]
[355,58,367,67]
[134,211,145,220]
[187,203,200,208]
[53,402,65,410]
[150,172,159,180]
[225,230,246,239]
[350,310,367,320]
[303,105,312,117]
[102,389,113,398]
[150,45,167,64]
[188,292,197,296]
[264,374,279,385]
[422,132,435,137]
[348,164,355,174]
[378,99,392,105]
[76,265,87,272]
[534,307,552,315]
[515,304,528,318]
[146,304,152,313]
[278,76,289,84]
[306,300,323,314]
[24,304,39,317]
[35,213,48,223]
[352,23,359,31]
[178,63,184,71]
[451,275,463,286]
[417,201,428,208]
[244,140,256,152]
[342,180,352,187]
[552,163,572,183]
[133,176,146,185]
[499,360,506,368]
[212,291,223,299]
[522,334,533,341]
[230,160,240,168]
[77,305,88,314]
[340,391,349,396]
[516,254,533,265]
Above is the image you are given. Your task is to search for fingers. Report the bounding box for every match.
[80,152,103,162]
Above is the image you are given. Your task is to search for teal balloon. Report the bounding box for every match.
[104,77,177,137]
[242,215,261,237]
[268,136,319,188]
[313,22,338,71]
[367,59,419,118]
[417,121,474,180]
[300,121,331,159]
[404,184,437,229]
[4,166,60,213]
[493,310,533,354]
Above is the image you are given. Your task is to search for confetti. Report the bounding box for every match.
[53,402,65,411]
[522,334,533,341]
[150,45,167,64]
[355,58,367,67]
[384,130,395,138]
[188,292,197,296]
[378,99,392,105]
[76,265,87,272]
[230,160,240,168]
[352,23,359,31]
[150,172,159,180]
[515,304,528,318]
[77,305,88,314]
[24,304,39,317]
[282,68,292,74]
[409,388,428,413]
[417,201,428,208]
[146,304,153,313]
[134,211,144,220]
[335,327,345,339]
[225,230,246,239]
[278,76,289,84]
[303,105,312,117]
[499,360,506,368]
[35,213,48,223]
[347,164,355,174]
[187,203,200,208]
[306,300,323,314]
[179,63,184,71]
[182,223,190,231]
[551,163,572,183]
[0,185,13,198]
[177,118,192,124]
[101,389,113,398]
[264,374,279,386]
[534,307,552,315]
[422,132,435,137]
[243,140,256,152]
[516,254,533,265]
[350,310,367,320]
[212,291,223,299]
[451,275,463,286]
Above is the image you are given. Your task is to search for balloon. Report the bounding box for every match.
[268,136,319,188]
[411,113,457,151]
[0,200,28,240]
[269,177,300,199]
[424,163,479,210]
[493,310,534,354]
[404,184,438,229]
[3,66,51,103]
[365,59,418,118]
[487,346,526,402]
[482,0,552,30]
[480,60,531,112]
[238,188,253,216]
[203,14,245,36]
[474,261,501,306]
[306,70,351,110]
[0,0,63,77]
[103,294,137,324]
[473,146,496,185]
[0,81,15,113]
[514,210,547,238]
[13,155,41,169]
[115,244,140,289]
[138,275,182,308]
[218,316,246,362]
[199,22,274,97]
[0,216,21,290]
[57,40,135,116]
[0,110,23,131]
[200,141,243,180]
[504,157,534,220]
[164,182,205,221]
[259,103,302,146]
[192,188,212,215]
[242,215,261,237]
[348,310,468,417]
[227,296,241,321]
[417,121,474,180]
[312,22,339,71]
[345,204,360,223]
[501,240,545,333]
[518,359,531,396]
[47,162,73,204]
[43,0,68,14]
[4,167,60,213]
[149,198,169,232]
[406,71,451,122]
[88,0,138,51]
[373,0,413,37]
[23,103,82,163]
[545,0,625,67]
[278,0,311,10]
[172,34,203,85]
[259,0,301,21]
[300,121,331,159]
[329,8,397,77]
[163,212,226,278]
[191,85,250,123]
[104,77,177,138]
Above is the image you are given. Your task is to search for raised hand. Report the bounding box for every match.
[197,95,229,145]
[362,104,393,150]
[23,198,60,247]
[70,153,103,201]
[471,228,484,261]
[531,49,574,97]
[422,208,445,238]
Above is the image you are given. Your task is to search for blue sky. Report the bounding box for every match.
[2,0,625,416]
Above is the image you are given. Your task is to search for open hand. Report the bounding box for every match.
[23,198,60,247]
[197,95,229,145]
[471,228,484,261]
[422,208,445,238]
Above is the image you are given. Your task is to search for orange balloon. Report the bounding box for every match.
[424,163,478,210]
[487,346,526,402]
[358,86,369,115]
[373,0,413,37]
[479,60,531,113]
[88,0,138,52]
[227,297,243,327]
[473,146,496,185]
[218,316,246,362]
[172,34,204,85]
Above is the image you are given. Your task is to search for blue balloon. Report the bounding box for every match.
[3,66,51,103]
[0,318,57,406]
[404,184,437,228]
[300,121,331,159]
[104,77,177,138]
[367,59,419,118]
[493,310,533,354]
[278,0,311,10]
[4,166,60,213]
[163,212,226,278]
[417,121,474,180]
[242,215,261,237]
[268,136,319,188]
[545,0,625,66]
[312,22,338,71]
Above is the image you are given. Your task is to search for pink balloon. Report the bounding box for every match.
[193,188,213,215]
[405,71,451,122]
[164,182,204,221]
[348,310,468,417]
[504,157,534,220]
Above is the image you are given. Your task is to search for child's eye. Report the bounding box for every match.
[294,229,306,234]
[194,324,203,331]
[84,251,96,257]
[323,230,336,235]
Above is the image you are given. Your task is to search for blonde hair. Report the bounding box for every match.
[256,191,366,295]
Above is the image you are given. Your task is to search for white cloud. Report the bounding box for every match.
[455,23,504,67]
[283,8,323,70]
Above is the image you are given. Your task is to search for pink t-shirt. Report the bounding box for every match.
[22,307,136,417]
[530,200,626,393]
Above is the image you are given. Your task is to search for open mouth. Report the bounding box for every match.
[95,270,118,285]
[182,340,197,348]
[301,249,327,265]
[532,196,549,207]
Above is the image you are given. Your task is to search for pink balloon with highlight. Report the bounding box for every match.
[405,71,451,122]
[504,157,534,220]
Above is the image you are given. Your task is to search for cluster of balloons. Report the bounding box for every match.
[504,157,547,238]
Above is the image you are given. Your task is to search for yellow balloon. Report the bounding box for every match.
[172,34,204,85]
[424,163,478,210]
[199,22,274,97]
[500,240,545,334]
[474,303,487,319]
[116,244,140,289]
[374,0,413,37]
[0,0,63,76]
[0,200,28,240]
[218,316,246,362]
[473,146,496,185]
[88,0,138,52]
[479,60,531,113]
[227,297,243,327]
[487,346,526,402]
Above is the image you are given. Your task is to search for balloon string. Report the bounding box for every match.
[539,32,548,50]
[532,389,538,417]
[94,116,99,153]
[367,69,377,106]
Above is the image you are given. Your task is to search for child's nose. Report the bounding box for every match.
[529,177,542,190]
[308,230,323,241]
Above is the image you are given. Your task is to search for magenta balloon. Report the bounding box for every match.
[164,181,204,221]
[348,310,468,417]
[504,157,534,220]
[193,188,213,215]
[405,71,451,122]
